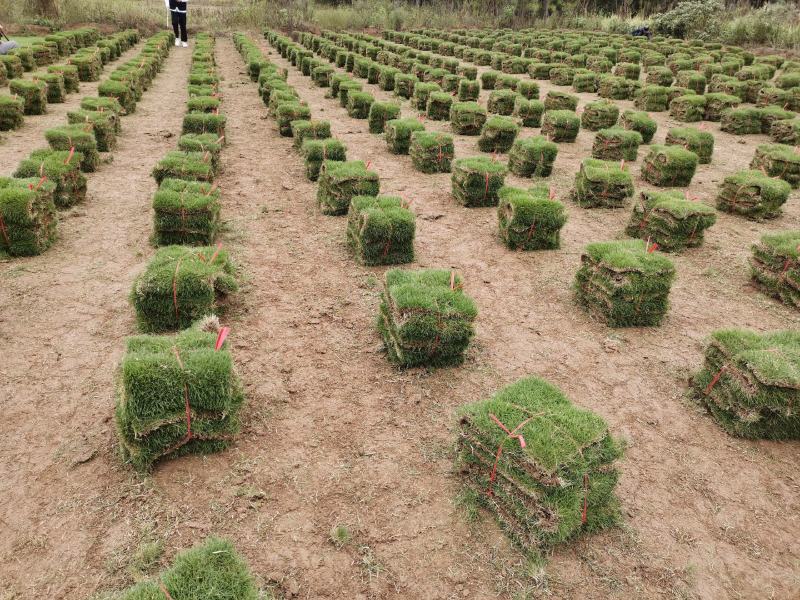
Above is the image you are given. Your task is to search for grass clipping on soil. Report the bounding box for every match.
[626,190,716,251]
[574,240,676,327]
[455,377,623,559]
[692,329,800,440]
[378,269,477,368]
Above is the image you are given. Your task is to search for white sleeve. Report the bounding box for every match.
[164,0,169,8]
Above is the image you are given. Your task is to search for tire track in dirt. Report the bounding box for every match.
[0,44,191,598]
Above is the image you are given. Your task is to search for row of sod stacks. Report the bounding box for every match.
[716,169,792,220]
[750,231,800,309]
[692,329,800,439]
[571,159,633,209]
[626,190,717,251]
[113,538,258,598]
[456,377,623,558]
[116,324,244,471]
[574,240,676,327]
[0,177,57,257]
[346,195,416,265]
[497,185,567,250]
[378,269,477,367]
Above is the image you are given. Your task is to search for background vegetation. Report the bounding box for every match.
[1,0,799,49]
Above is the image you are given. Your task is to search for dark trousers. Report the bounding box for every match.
[171,10,187,42]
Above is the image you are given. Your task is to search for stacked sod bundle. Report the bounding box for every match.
[114,538,258,598]
[592,128,642,161]
[497,185,566,250]
[44,125,99,172]
[386,117,426,154]
[634,85,669,112]
[750,231,800,309]
[346,195,415,265]
[317,160,380,216]
[626,190,717,251]
[541,110,580,143]
[642,145,698,187]
[450,102,487,135]
[14,149,86,208]
[770,118,800,145]
[720,107,763,135]
[716,169,792,220]
[574,240,676,327]
[302,138,347,181]
[178,133,224,168]
[669,94,706,122]
[9,79,48,115]
[581,100,619,131]
[544,90,578,111]
[665,127,714,164]
[116,325,245,471]
[750,144,800,189]
[378,269,477,367]
[456,377,623,557]
[152,179,221,246]
[704,93,740,121]
[451,157,508,207]
[692,329,800,439]
[508,136,558,177]
[152,151,215,184]
[0,177,57,257]
[620,110,657,143]
[131,246,238,332]
[291,120,331,150]
[67,109,118,152]
[570,159,634,209]
[513,97,545,128]
[478,116,519,153]
[487,89,518,116]
[410,131,454,173]
[0,95,24,131]
[368,101,401,134]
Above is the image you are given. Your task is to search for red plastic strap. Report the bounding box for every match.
[486,413,533,497]
[704,366,726,395]
[0,214,10,248]
[581,473,589,524]
[484,172,490,199]
[548,187,556,201]
[365,160,372,170]
[215,326,230,351]
[209,242,223,264]
[647,242,659,253]
[65,146,75,165]
[159,581,174,600]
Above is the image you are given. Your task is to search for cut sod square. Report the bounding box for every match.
[541,110,580,143]
[626,190,717,251]
[758,107,794,135]
[394,74,418,99]
[513,97,545,128]
[368,101,401,134]
[581,100,620,132]
[80,96,123,125]
[451,156,508,207]
[410,131,454,173]
[675,70,707,94]
[634,85,670,112]
[152,151,215,185]
[642,145,699,187]
[378,268,477,367]
[0,176,57,257]
[508,136,558,177]
[592,128,643,161]
[302,138,347,182]
[620,110,657,144]
[0,54,24,79]
[186,95,221,114]
[178,133,224,170]
[14,148,86,208]
[572,71,598,93]
[720,107,763,135]
[152,178,221,246]
[598,75,640,100]
[498,185,566,250]
[44,125,99,172]
[9,79,48,115]
[478,116,519,153]
[770,118,800,145]
[347,91,374,119]
[98,79,135,114]
[116,328,245,471]
[750,231,800,309]
[487,89,519,116]
[571,158,634,208]
[291,120,331,150]
[412,82,441,111]
[544,90,578,112]
[574,239,676,327]
[457,79,480,102]
[131,245,237,332]
[346,195,415,265]
[33,72,66,104]
[385,117,425,154]
[704,93,740,121]
[450,102,487,136]
[716,169,792,219]
[669,94,706,122]
[665,127,715,164]
[750,143,800,188]
[66,109,118,152]
[317,160,380,216]
[426,92,453,121]
[0,95,25,131]
[183,112,227,137]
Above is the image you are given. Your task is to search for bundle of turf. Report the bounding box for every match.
[675,70,707,94]
[368,101,401,134]
[613,62,640,81]
[759,107,795,135]
[410,131,454,173]
[512,97,544,128]
[131,245,237,332]
[497,185,566,250]
[634,85,669,112]
[581,100,619,132]
[425,91,453,121]
[598,75,640,101]
[480,70,500,90]
[178,133,224,171]
[186,95,221,114]
[97,79,135,114]
[457,79,480,102]
[570,159,634,209]
[770,118,800,145]
[346,195,415,265]
[642,145,698,187]
[665,127,714,164]
[116,325,244,471]
[486,89,518,116]
[541,110,580,143]
[378,268,476,367]
[80,96,123,121]
[302,138,346,182]
[571,70,597,93]
[544,91,578,112]
[290,120,331,151]
[692,329,800,439]
[455,377,623,557]
[575,240,675,327]
[508,136,558,177]
[9,79,48,116]
[750,144,800,188]
[0,54,24,79]
[451,156,508,207]
[66,109,118,152]
[703,93,740,122]
[46,64,78,95]
[750,231,800,309]
[478,116,519,153]
[669,94,706,122]
[620,110,657,144]
[592,128,643,162]
[412,82,441,111]
[183,112,226,137]
[44,125,99,172]
[33,72,65,104]
[114,538,258,597]
[626,190,716,251]
[152,178,221,246]
[450,102,487,136]
[716,169,792,219]
[719,107,762,135]
[14,149,86,208]
[0,177,57,257]
[153,148,216,185]
[0,95,24,131]
[385,117,426,154]
[394,74,418,99]
[317,160,380,216]
[346,91,374,120]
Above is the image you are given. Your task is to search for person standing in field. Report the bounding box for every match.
[0,23,20,54]
[165,0,189,47]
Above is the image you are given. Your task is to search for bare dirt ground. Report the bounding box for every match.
[0,33,799,600]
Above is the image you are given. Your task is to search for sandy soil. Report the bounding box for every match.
[0,33,798,600]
